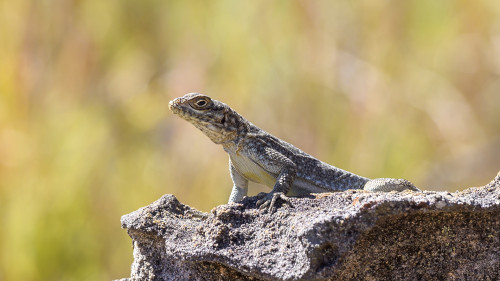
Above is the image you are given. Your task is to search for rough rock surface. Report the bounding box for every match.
[118,172,500,281]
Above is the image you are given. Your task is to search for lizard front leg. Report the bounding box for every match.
[246,145,297,212]
[228,159,249,203]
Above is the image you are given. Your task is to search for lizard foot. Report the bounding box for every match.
[256,192,292,213]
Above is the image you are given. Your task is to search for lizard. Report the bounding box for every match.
[168,93,421,212]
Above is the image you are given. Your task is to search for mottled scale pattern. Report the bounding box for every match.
[169,93,421,206]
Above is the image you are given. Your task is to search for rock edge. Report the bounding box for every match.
[118,172,500,280]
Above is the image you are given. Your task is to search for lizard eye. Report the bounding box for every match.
[190,97,211,110]
[196,100,207,107]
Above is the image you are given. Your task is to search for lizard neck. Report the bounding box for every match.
[220,111,258,153]
[222,132,248,154]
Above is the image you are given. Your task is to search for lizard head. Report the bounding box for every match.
[169,93,247,144]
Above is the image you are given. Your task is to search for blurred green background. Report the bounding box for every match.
[1,0,499,280]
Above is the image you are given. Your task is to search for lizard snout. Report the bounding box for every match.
[168,99,180,111]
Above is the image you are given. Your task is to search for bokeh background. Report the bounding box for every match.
[1,0,499,280]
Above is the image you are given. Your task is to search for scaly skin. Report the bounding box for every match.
[169,93,420,212]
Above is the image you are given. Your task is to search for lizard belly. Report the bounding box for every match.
[290,178,331,195]
[229,153,276,188]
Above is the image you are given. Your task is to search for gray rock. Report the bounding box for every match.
[118,172,500,280]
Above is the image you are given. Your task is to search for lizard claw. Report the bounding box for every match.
[256,192,292,213]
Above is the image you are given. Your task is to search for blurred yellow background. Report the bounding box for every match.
[1,0,499,280]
